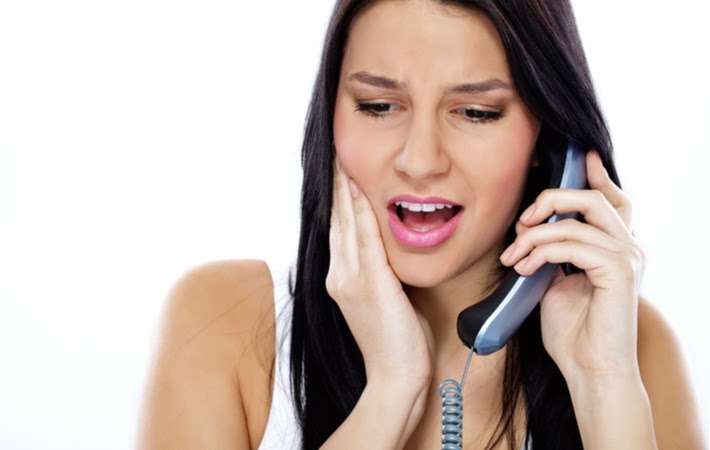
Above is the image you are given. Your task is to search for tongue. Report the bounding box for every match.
[401,208,454,231]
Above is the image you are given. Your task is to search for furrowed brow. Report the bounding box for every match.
[348,71,406,90]
[449,79,513,94]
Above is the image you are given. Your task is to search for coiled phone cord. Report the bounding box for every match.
[438,345,476,450]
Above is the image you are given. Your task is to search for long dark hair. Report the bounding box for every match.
[290,1,620,448]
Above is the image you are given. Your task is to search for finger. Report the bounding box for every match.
[518,188,632,243]
[514,219,531,236]
[327,162,346,298]
[513,241,642,290]
[332,160,360,269]
[586,150,633,228]
[331,159,339,217]
[349,179,389,268]
[500,218,622,266]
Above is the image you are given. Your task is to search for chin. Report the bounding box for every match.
[384,235,507,291]
[395,271,446,289]
[388,253,463,288]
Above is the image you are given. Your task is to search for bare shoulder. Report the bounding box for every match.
[137,259,276,450]
[637,297,706,449]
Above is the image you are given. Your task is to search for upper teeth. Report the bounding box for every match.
[395,201,452,212]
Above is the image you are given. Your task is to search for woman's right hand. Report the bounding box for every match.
[323,159,433,448]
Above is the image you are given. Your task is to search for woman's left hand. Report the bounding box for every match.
[499,150,645,383]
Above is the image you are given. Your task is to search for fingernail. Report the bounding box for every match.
[521,204,535,222]
[514,257,529,274]
[500,243,515,263]
[348,179,359,198]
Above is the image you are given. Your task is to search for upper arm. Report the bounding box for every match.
[137,260,276,450]
[637,298,706,449]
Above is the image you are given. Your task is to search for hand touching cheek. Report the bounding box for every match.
[326,158,435,387]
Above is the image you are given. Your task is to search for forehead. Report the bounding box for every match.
[342,0,511,84]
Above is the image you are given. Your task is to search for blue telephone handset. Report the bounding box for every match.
[457,139,587,355]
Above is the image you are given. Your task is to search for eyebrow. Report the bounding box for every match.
[449,78,513,94]
[349,71,405,90]
[348,71,513,94]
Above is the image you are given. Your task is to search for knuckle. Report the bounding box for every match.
[527,245,544,265]
[615,256,638,283]
[325,274,348,302]
[559,217,580,230]
[620,238,644,262]
[357,232,370,249]
[326,267,362,302]
[515,227,531,247]
[613,188,633,208]
[617,188,632,206]
[325,274,338,299]
[589,188,606,205]
[629,241,647,271]
[537,189,553,205]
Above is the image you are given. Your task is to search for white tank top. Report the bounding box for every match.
[256,263,533,450]
[257,264,301,450]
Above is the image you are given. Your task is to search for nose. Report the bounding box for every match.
[393,112,451,180]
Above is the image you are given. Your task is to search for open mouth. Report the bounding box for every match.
[390,201,463,232]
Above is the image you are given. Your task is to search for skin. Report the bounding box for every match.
[137,1,706,449]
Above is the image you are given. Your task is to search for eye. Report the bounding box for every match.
[355,102,401,118]
[454,107,503,124]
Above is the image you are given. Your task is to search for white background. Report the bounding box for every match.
[0,0,707,448]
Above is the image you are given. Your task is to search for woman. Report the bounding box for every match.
[138,0,704,448]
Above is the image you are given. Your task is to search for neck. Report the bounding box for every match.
[405,250,506,366]
[403,255,519,450]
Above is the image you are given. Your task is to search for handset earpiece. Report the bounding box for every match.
[456,139,587,355]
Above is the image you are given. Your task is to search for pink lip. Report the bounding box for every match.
[387,195,463,248]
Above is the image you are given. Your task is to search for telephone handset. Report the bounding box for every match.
[457,139,587,355]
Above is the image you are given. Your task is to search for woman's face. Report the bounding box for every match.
[333,0,541,288]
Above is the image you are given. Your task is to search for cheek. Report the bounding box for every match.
[494,140,534,190]
[466,123,538,217]
[492,115,538,192]
[492,161,530,201]
[333,98,385,189]
[333,102,359,174]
